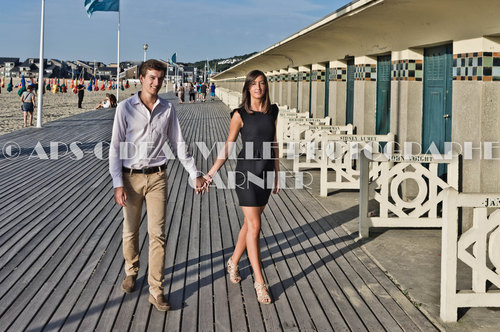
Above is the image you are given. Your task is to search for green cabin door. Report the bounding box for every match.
[346,59,354,124]
[376,55,391,134]
[422,44,453,154]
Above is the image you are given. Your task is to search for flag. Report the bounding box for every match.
[85,0,119,18]
[171,52,177,64]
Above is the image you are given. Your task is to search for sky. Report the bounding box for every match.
[0,0,352,64]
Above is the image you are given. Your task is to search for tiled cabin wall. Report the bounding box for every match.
[354,56,377,134]
[328,61,347,125]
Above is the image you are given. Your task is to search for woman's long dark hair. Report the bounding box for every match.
[240,70,271,114]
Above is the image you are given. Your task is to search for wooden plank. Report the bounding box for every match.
[180,106,204,332]
[266,195,352,331]
[283,174,435,331]
[11,196,121,332]
[290,187,436,331]
[280,184,390,331]
[165,114,197,331]
[0,168,113,322]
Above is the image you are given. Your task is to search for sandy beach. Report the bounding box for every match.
[0,78,142,135]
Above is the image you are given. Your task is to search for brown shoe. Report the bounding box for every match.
[149,294,171,311]
[121,275,137,293]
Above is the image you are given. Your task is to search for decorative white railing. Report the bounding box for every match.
[358,153,460,238]
[292,124,354,172]
[278,117,330,158]
[440,188,500,322]
[276,109,309,157]
[319,133,395,197]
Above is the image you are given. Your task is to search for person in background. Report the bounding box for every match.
[188,82,196,103]
[77,83,85,108]
[210,82,216,101]
[94,93,112,110]
[20,84,36,127]
[177,83,185,104]
[200,82,207,102]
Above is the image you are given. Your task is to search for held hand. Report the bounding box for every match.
[203,173,213,185]
[194,176,208,195]
[114,187,127,207]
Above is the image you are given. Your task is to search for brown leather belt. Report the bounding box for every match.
[122,164,166,174]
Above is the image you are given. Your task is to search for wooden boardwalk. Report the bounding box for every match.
[0,94,438,331]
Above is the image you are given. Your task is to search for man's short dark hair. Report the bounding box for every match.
[139,59,166,77]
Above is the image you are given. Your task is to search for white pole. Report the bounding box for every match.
[36,0,45,128]
[166,64,169,93]
[116,2,120,102]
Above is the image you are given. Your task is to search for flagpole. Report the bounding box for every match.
[166,63,169,93]
[116,1,120,102]
[36,0,45,128]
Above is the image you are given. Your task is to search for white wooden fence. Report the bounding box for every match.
[278,117,330,158]
[319,133,395,197]
[292,124,354,172]
[440,188,500,322]
[215,88,242,110]
[358,153,460,238]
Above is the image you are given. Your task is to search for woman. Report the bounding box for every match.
[94,93,117,110]
[20,85,36,127]
[188,82,196,103]
[205,70,279,304]
[94,93,111,109]
[177,83,185,103]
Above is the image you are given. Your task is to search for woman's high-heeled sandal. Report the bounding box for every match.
[254,282,271,304]
[227,258,241,283]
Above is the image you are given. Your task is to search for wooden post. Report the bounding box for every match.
[440,187,459,322]
[359,151,370,238]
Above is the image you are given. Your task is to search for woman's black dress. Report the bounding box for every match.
[230,104,279,207]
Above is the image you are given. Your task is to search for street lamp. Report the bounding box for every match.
[143,44,148,62]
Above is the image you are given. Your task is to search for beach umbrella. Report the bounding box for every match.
[21,75,26,89]
[87,80,93,91]
[43,79,46,94]
[120,80,124,91]
[100,82,105,90]
[1,77,4,88]
[46,81,51,91]
[18,86,26,96]
[125,80,129,89]
[52,83,58,94]
[7,77,13,92]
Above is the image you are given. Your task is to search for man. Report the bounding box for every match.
[109,59,206,311]
[200,82,207,102]
[210,82,216,101]
[77,83,85,108]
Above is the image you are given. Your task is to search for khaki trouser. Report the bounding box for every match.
[122,170,168,298]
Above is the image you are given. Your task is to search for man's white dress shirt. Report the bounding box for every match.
[109,93,199,188]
